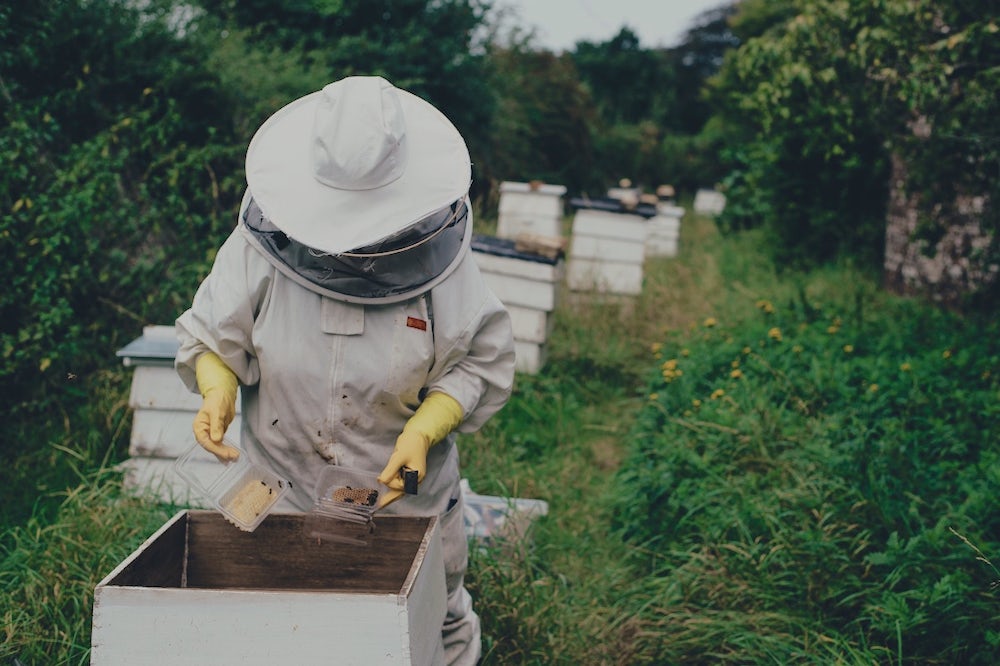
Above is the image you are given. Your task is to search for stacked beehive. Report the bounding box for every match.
[646,202,684,258]
[497,180,566,239]
[115,325,243,504]
[566,198,655,296]
[694,188,727,216]
[471,235,564,374]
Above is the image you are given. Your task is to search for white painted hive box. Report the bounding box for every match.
[567,208,648,295]
[497,181,566,240]
[646,204,684,258]
[92,510,446,666]
[116,325,243,504]
[694,189,726,216]
[472,235,564,374]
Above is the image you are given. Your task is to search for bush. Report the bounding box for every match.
[612,292,1000,662]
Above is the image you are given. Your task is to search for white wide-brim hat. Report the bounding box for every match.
[245,75,472,255]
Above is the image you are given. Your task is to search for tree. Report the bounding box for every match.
[711,0,998,279]
[666,2,740,135]
[571,27,675,127]
[480,46,598,197]
[190,0,497,185]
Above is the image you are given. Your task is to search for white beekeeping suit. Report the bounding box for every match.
[175,75,515,666]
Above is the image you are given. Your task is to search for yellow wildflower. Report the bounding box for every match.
[793,345,804,354]
[827,325,840,334]
[742,346,752,355]
[661,358,683,383]
[692,399,702,408]
[843,344,854,353]
[900,362,912,372]
[731,359,740,368]
[703,317,717,328]
[730,369,743,379]
[650,342,663,355]
[710,388,725,400]
[768,327,782,342]
[681,348,690,357]
[649,393,658,401]
[869,384,879,393]
[942,350,952,359]
[756,299,776,314]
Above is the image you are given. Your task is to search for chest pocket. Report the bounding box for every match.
[321,295,435,408]
[385,295,435,405]
[321,297,364,335]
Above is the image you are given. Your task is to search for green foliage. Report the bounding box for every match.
[192,0,498,191]
[479,47,599,195]
[712,0,999,273]
[712,0,891,268]
[1,467,175,664]
[572,27,675,127]
[612,289,1000,662]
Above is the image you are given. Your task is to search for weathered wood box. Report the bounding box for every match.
[566,202,650,296]
[471,234,564,374]
[497,180,566,240]
[92,510,446,665]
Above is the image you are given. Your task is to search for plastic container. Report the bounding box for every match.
[173,440,289,532]
[305,465,388,545]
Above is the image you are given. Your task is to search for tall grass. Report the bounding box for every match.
[3,210,999,663]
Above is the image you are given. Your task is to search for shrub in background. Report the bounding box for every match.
[612,293,1000,662]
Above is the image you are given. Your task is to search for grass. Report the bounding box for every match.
[3,208,999,664]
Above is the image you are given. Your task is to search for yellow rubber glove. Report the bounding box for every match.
[193,351,241,463]
[377,391,463,509]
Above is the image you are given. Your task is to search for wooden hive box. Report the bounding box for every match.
[92,511,446,665]
[693,188,727,216]
[646,204,684,258]
[116,325,243,504]
[566,206,649,296]
[497,180,566,240]
[471,234,564,374]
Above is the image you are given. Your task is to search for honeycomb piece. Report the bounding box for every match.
[225,479,277,525]
[330,485,379,506]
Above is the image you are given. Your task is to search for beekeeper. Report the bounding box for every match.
[174,75,516,666]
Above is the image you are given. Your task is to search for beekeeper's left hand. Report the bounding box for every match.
[378,391,463,507]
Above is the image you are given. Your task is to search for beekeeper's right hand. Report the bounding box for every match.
[193,351,240,462]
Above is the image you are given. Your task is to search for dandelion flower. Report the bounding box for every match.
[843,344,854,353]
[793,344,804,354]
[731,359,740,368]
[900,362,912,372]
[681,348,690,357]
[742,346,752,355]
[692,399,702,408]
[827,325,840,334]
[869,384,879,393]
[650,342,663,355]
[942,350,952,359]
[661,359,683,382]
[703,317,717,328]
[768,327,783,342]
[730,369,743,379]
[756,299,776,314]
[649,393,658,401]
[710,388,725,400]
